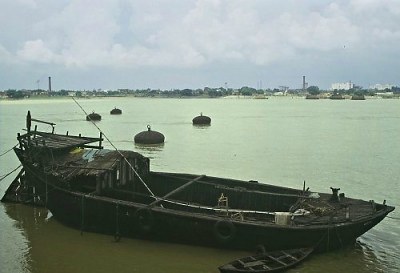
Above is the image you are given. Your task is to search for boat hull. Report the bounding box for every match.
[19,160,393,252]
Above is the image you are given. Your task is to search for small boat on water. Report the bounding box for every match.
[351,95,365,100]
[329,93,345,100]
[1,111,395,253]
[219,248,313,273]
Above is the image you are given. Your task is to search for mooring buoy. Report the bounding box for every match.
[110,107,122,114]
[192,112,211,125]
[134,125,165,144]
[86,112,101,121]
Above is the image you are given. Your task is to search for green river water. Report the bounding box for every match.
[0,97,399,273]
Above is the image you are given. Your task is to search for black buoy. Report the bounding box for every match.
[192,112,211,125]
[110,107,122,114]
[134,125,165,144]
[86,112,101,121]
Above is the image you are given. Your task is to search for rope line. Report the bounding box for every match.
[0,164,22,182]
[0,144,17,157]
[71,96,156,197]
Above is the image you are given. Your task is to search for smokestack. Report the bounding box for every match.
[302,76,306,92]
[48,76,52,92]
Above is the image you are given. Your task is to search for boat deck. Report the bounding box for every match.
[18,131,103,151]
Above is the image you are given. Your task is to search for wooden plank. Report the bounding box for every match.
[265,252,288,266]
[147,175,205,208]
[281,250,299,261]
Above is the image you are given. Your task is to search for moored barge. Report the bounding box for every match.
[2,111,395,252]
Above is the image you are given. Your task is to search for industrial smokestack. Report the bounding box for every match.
[302,76,306,92]
[48,76,52,92]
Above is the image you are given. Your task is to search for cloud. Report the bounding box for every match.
[17,39,60,63]
[8,0,400,68]
[1,0,400,89]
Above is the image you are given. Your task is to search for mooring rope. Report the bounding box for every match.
[0,144,17,157]
[0,164,22,182]
[71,96,156,198]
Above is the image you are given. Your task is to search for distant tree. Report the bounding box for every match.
[307,86,320,95]
[180,89,193,96]
[59,90,69,96]
[239,86,256,96]
[6,89,25,99]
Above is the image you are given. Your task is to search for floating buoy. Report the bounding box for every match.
[134,125,165,144]
[192,112,211,125]
[110,107,122,114]
[86,112,101,121]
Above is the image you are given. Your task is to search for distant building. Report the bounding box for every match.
[331,81,354,90]
[369,84,393,91]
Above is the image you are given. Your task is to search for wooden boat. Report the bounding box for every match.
[329,93,345,100]
[1,112,395,252]
[219,248,313,273]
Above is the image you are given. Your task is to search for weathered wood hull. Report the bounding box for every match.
[14,155,394,252]
[219,248,314,273]
[4,110,394,253]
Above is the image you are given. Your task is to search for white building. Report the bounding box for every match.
[369,84,393,91]
[331,82,354,90]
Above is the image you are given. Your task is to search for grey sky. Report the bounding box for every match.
[1,0,399,90]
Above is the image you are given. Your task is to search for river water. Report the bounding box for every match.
[0,97,399,273]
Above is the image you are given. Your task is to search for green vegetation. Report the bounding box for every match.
[1,85,399,99]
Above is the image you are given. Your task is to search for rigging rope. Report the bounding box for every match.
[0,144,17,157]
[0,164,22,182]
[71,96,156,197]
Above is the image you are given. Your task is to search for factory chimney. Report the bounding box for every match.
[302,76,306,92]
[48,76,52,92]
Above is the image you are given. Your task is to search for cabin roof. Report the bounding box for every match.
[48,149,146,178]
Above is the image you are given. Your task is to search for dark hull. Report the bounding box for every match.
[219,248,314,273]
[17,157,394,252]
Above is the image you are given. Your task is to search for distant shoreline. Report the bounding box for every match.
[1,94,399,102]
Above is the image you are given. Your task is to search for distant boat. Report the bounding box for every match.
[110,107,122,115]
[219,247,314,273]
[351,95,365,100]
[86,112,101,121]
[329,93,344,100]
[305,95,319,100]
[254,95,268,99]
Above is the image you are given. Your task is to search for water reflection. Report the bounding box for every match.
[289,240,394,273]
[2,203,247,273]
[192,124,211,129]
[134,143,165,152]
[1,203,46,273]
[1,177,398,273]
[134,143,165,160]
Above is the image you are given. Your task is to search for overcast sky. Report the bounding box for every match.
[1,0,399,91]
